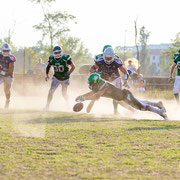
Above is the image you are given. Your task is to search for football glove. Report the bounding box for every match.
[169,77,174,83]
[75,95,86,102]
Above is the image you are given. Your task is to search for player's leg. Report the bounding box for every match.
[45,76,60,110]
[61,79,69,102]
[4,77,13,109]
[140,100,166,112]
[122,89,167,120]
[173,76,180,104]
[113,77,135,114]
[112,77,122,115]
[86,100,96,113]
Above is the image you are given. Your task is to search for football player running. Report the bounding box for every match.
[89,45,133,115]
[0,43,16,108]
[44,45,75,110]
[75,73,168,120]
[169,48,180,104]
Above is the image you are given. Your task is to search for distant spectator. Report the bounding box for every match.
[127,60,137,73]
[34,58,45,77]
[135,74,146,92]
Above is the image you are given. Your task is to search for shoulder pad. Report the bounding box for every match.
[95,56,104,63]
[48,55,54,63]
[49,55,54,60]
[62,54,71,61]
[95,54,103,60]
[115,54,120,58]
[174,53,179,59]
[114,57,123,65]
[9,55,16,62]
[94,54,103,62]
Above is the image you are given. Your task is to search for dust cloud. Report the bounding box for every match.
[0,78,179,137]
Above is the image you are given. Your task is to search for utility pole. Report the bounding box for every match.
[123,30,127,61]
[134,20,140,74]
[23,47,26,75]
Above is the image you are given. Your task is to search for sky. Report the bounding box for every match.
[1,0,180,55]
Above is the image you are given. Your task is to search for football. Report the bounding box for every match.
[73,102,84,112]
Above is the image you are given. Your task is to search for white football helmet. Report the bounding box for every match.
[1,43,11,57]
[103,47,115,64]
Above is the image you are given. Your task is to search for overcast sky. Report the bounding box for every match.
[1,0,179,55]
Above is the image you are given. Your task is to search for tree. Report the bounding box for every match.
[29,0,76,51]
[139,26,150,75]
[134,20,140,62]
[115,46,134,60]
[59,36,93,69]
[159,32,180,76]
[172,32,180,48]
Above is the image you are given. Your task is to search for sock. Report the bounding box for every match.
[113,100,118,113]
[174,93,179,104]
[140,100,157,107]
[146,105,162,115]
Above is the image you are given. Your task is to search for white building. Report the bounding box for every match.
[131,43,172,69]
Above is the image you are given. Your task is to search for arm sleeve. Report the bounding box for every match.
[66,54,72,65]
[46,64,51,75]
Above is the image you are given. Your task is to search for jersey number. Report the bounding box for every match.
[54,65,64,72]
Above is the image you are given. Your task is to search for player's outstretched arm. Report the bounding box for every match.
[76,88,107,102]
[75,91,96,102]
[45,64,51,81]
[69,62,75,75]
[86,100,96,113]
[169,62,176,80]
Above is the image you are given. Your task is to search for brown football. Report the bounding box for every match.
[73,102,84,112]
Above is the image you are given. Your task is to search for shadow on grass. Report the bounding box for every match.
[26,114,133,124]
[128,125,180,131]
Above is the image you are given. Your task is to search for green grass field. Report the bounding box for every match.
[0,109,180,180]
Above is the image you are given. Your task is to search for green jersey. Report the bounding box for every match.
[90,79,126,101]
[173,53,180,76]
[48,53,72,80]
[90,79,142,109]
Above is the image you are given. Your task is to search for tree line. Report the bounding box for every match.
[0,0,179,76]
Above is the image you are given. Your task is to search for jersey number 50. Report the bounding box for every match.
[54,65,64,72]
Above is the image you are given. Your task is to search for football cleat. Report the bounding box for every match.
[157,101,167,112]
[160,111,168,120]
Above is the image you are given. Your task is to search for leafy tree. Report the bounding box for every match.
[115,46,134,61]
[172,32,180,48]
[134,20,140,62]
[159,32,180,76]
[29,0,76,50]
[139,26,150,75]
[59,36,93,70]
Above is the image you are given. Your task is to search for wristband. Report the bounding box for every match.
[124,74,129,80]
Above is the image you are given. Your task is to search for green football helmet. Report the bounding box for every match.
[53,45,62,59]
[88,73,101,89]
[102,45,112,52]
